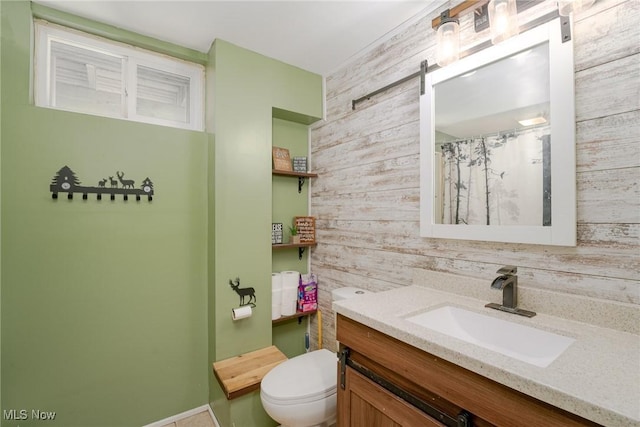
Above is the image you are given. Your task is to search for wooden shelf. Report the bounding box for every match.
[272,242,317,259]
[212,345,287,400]
[272,169,318,193]
[272,309,317,325]
[272,242,317,250]
[272,169,318,178]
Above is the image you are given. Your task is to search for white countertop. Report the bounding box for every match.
[333,283,640,426]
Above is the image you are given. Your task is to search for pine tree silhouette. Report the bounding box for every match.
[141,177,154,190]
[51,165,81,188]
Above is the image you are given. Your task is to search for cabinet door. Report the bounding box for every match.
[338,366,446,427]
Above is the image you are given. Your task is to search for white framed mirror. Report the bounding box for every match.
[420,18,576,246]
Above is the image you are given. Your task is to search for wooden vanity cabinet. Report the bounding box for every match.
[336,314,601,427]
[340,365,446,426]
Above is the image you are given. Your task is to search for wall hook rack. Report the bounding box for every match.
[50,166,154,202]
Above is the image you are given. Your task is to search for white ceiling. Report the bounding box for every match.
[33,0,447,76]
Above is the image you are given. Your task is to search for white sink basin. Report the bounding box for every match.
[406,306,575,367]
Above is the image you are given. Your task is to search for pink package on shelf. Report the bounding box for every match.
[297,273,318,312]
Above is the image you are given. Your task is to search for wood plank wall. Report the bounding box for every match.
[309,0,639,351]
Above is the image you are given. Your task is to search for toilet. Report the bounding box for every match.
[260,287,370,427]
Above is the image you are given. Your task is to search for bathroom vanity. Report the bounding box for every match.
[337,314,597,426]
[333,273,640,427]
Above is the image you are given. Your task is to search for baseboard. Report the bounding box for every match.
[207,404,222,427]
[143,404,219,427]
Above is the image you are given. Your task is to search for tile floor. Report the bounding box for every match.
[160,410,217,427]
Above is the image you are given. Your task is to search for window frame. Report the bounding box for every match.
[34,20,204,131]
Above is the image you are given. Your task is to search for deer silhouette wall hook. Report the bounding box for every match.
[116,171,135,189]
[229,277,256,308]
[50,166,154,202]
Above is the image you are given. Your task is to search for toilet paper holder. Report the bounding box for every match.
[231,305,252,321]
[229,277,257,308]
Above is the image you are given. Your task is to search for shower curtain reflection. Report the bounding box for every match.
[436,126,551,226]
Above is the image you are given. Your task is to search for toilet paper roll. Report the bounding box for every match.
[231,305,252,321]
[272,272,283,290]
[272,288,283,320]
[281,299,297,317]
[271,303,281,320]
[281,287,298,316]
[281,271,300,289]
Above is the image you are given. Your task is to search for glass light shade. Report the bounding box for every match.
[436,21,460,67]
[488,0,520,45]
[558,0,596,16]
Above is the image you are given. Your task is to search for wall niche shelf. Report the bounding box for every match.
[272,309,317,325]
[272,242,317,260]
[272,169,318,193]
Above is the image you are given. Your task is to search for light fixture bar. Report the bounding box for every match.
[352,9,563,110]
[453,10,565,62]
[431,0,489,29]
[433,0,539,30]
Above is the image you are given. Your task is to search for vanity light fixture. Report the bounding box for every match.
[488,0,520,44]
[352,1,573,110]
[435,10,460,67]
[557,0,596,16]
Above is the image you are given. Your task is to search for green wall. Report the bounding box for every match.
[0,0,3,418]
[207,40,322,427]
[0,3,323,426]
[1,3,208,426]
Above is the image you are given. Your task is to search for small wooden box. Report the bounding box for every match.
[295,216,316,244]
[272,146,292,171]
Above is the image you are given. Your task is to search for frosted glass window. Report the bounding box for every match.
[50,41,124,117]
[35,20,204,131]
[136,65,190,123]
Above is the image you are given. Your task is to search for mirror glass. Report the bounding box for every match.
[420,19,576,246]
[434,42,550,227]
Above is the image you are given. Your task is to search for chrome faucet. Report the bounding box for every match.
[485,266,536,318]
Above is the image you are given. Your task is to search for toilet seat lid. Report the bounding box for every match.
[261,349,337,405]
